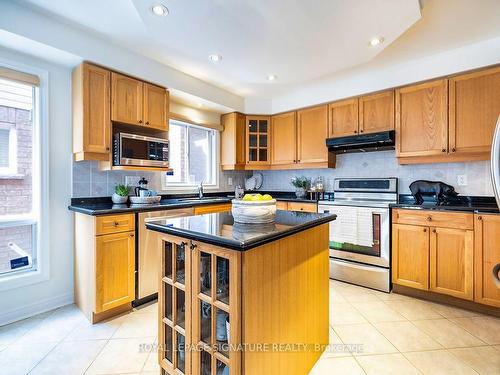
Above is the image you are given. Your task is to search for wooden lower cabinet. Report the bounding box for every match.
[474,214,500,307]
[95,231,136,313]
[276,201,318,213]
[392,223,430,290]
[392,209,475,301]
[75,213,136,323]
[430,227,474,300]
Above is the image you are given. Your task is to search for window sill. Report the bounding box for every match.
[0,267,48,292]
[0,173,24,180]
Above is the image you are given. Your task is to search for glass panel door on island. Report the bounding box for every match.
[246,116,270,165]
[192,243,241,375]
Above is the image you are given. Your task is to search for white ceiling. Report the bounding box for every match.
[19,0,421,99]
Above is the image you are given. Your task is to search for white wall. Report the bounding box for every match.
[0,47,73,325]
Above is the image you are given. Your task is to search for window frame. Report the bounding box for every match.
[163,119,220,192]
[0,58,49,291]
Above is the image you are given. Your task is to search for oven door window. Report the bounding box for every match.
[330,213,381,257]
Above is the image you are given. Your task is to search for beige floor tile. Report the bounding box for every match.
[412,319,487,348]
[351,301,407,323]
[426,302,481,319]
[0,340,58,375]
[323,326,351,358]
[330,285,347,303]
[0,315,44,348]
[374,321,442,352]
[30,339,107,375]
[404,349,479,374]
[65,314,129,341]
[369,290,414,301]
[330,302,368,325]
[384,300,444,320]
[142,351,161,372]
[309,356,365,375]
[334,323,398,356]
[85,337,153,374]
[341,287,381,303]
[452,316,500,345]
[112,313,157,339]
[449,346,500,375]
[495,345,500,352]
[356,353,421,375]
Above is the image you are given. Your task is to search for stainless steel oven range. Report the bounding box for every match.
[318,178,398,292]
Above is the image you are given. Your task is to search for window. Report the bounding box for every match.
[0,68,42,283]
[165,119,218,188]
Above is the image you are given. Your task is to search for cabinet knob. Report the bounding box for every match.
[427,216,432,221]
[354,130,358,134]
[106,147,110,151]
[114,221,119,226]
[146,121,150,125]
[423,228,427,232]
[138,120,143,124]
[478,216,482,221]
[130,234,134,237]
[190,243,197,251]
[297,160,300,163]
[432,229,436,233]
[441,149,446,153]
[452,148,456,152]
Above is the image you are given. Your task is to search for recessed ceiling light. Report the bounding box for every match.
[208,54,222,62]
[369,37,384,46]
[197,103,203,108]
[151,4,169,17]
[267,74,277,81]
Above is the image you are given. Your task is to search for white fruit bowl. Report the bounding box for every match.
[231,199,277,224]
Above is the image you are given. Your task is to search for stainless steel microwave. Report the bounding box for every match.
[113,133,169,168]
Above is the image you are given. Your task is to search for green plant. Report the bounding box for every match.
[115,184,132,197]
[290,176,311,190]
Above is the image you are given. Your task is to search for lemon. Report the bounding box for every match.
[262,194,273,201]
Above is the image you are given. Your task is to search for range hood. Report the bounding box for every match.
[326,130,395,154]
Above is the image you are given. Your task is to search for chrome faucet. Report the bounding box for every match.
[197,181,204,199]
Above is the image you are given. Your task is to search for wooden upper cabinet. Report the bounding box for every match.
[95,231,135,313]
[396,79,448,157]
[72,63,111,161]
[430,227,474,300]
[143,83,168,131]
[271,111,297,165]
[328,98,359,138]
[297,105,329,164]
[474,214,500,308]
[221,112,246,170]
[246,116,271,165]
[111,72,143,125]
[392,223,429,290]
[359,90,395,134]
[449,67,500,155]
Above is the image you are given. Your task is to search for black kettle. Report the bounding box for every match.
[134,177,148,196]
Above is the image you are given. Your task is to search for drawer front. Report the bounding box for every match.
[276,201,289,210]
[96,213,135,235]
[287,202,318,213]
[194,203,232,215]
[393,209,473,230]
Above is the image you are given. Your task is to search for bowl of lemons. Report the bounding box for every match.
[231,193,276,224]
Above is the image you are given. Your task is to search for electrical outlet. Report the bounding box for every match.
[125,176,140,186]
[227,177,233,186]
[457,174,468,186]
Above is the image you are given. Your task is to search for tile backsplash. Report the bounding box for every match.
[72,161,249,198]
[252,151,494,196]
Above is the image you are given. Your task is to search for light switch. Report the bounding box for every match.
[227,177,233,186]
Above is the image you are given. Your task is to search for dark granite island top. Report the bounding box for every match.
[145,210,336,251]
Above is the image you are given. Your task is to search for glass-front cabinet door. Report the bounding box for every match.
[246,116,271,166]
[159,237,241,375]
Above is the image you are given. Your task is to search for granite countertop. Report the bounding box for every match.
[145,210,336,251]
[390,195,499,214]
[68,191,325,216]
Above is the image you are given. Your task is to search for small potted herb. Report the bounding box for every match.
[112,184,131,204]
[290,176,311,198]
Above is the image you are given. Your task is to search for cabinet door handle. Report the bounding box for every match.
[146,121,150,125]
[354,130,358,134]
[427,216,432,221]
[452,148,456,152]
[190,243,197,251]
[478,216,482,221]
[432,229,436,233]
[106,147,110,151]
[114,221,119,226]
[138,120,143,124]
[130,234,134,237]
[441,149,446,153]
[360,129,364,133]
[423,228,427,232]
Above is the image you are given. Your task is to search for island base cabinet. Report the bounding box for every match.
[474,214,500,307]
[430,228,474,300]
[157,224,330,375]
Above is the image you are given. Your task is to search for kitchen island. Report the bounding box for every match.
[145,210,336,375]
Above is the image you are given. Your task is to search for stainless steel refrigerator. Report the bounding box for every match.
[493,115,500,208]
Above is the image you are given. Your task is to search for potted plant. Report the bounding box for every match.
[112,184,131,204]
[290,176,311,198]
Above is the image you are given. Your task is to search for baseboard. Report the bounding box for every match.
[0,292,74,326]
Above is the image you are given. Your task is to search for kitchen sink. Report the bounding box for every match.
[176,197,229,202]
